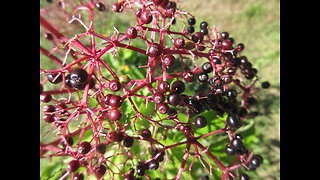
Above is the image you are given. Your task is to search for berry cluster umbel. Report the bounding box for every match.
[40,0,269,179]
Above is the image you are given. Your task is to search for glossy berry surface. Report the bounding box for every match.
[173,38,185,49]
[126,27,138,39]
[167,93,182,106]
[171,80,185,94]
[67,160,80,172]
[157,81,170,93]
[141,129,152,139]
[69,68,88,85]
[96,143,106,154]
[147,43,162,57]
[194,116,207,128]
[140,10,153,24]
[188,18,196,25]
[123,136,134,147]
[109,80,121,92]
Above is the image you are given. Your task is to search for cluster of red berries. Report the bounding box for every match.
[40,0,270,179]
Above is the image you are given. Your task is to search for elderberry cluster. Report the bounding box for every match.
[40,0,270,179]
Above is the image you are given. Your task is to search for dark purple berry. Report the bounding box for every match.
[47,72,62,84]
[226,144,236,156]
[109,95,123,108]
[94,165,107,179]
[96,143,106,154]
[153,92,165,104]
[148,160,159,170]
[188,18,196,25]
[123,136,134,147]
[147,43,162,57]
[194,115,207,128]
[226,114,242,129]
[167,93,182,106]
[230,138,243,150]
[109,109,122,121]
[69,68,88,85]
[67,160,80,172]
[95,2,105,11]
[187,26,195,34]
[78,142,91,154]
[239,173,250,180]
[141,129,152,139]
[220,32,229,39]
[261,81,270,89]
[202,62,213,73]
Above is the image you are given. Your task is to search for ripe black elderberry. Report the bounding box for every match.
[188,18,196,25]
[47,72,62,84]
[198,72,208,82]
[94,165,107,179]
[69,68,88,86]
[96,143,106,154]
[67,160,80,172]
[194,116,207,128]
[148,159,159,170]
[171,80,185,94]
[261,81,270,89]
[226,114,242,129]
[123,136,134,147]
[202,62,213,73]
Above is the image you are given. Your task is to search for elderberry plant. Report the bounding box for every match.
[40,0,269,179]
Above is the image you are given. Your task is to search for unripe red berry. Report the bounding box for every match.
[163,55,176,67]
[112,2,122,12]
[153,92,165,104]
[173,38,185,49]
[109,109,122,121]
[109,80,121,92]
[183,71,195,82]
[126,27,137,39]
[140,10,153,24]
[147,43,162,57]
